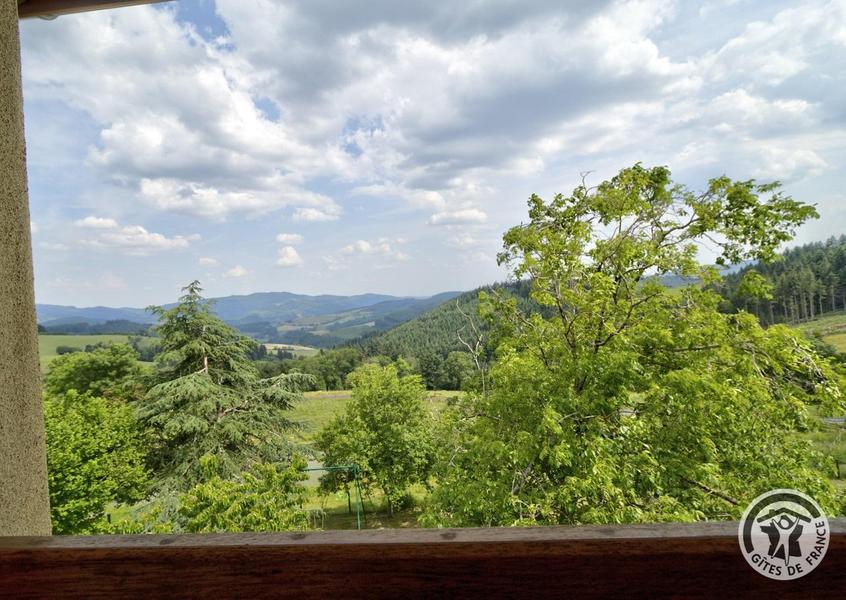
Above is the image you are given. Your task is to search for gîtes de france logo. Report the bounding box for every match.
[738,489,829,580]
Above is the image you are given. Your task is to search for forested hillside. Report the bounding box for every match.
[265,291,461,347]
[719,236,846,324]
[352,280,539,358]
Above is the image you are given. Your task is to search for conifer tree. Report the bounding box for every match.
[139,281,312,489]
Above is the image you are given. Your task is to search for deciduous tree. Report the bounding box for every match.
[316,364,433,515]
[45,390,149,534]
[44,343,145,400]
[426,164,843,527]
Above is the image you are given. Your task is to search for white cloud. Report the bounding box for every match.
[276,246,303,267]
[74,216,118,229]
[428,208,488,226]
[447,233,483,249]
[199,256,220,267]
[30,221,39,234]
[276,233,304,244]
[753,147,829,181]
[22,7,341,222]
[38,242,68,251]
[292,207,341,222]
[98,226,199,253]
[341,239,392,255]
[99,272,129,291]
[138,178,339,221]
[337,238,410,266]
[703,2,846,87]
[79,218,199,255]
[224,264,249,278]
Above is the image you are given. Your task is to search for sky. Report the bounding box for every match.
[20,0,846,307]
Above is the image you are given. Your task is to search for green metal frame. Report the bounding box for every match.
[304,464,363,530]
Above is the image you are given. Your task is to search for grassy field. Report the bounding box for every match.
[290,389,458,444]
[38,334,132,372]
[794,311,846,351]
[263,343,320,357]
[797,407,846,493]
[824,332,846,352]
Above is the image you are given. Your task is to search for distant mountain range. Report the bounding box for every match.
[37,267,739,346]
[36,290,463,346]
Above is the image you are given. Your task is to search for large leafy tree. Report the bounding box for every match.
[426,164,843,527]
[139,281,313,488]
[45,390,149,534]
[316,364,433,515]
[44,343,145,400]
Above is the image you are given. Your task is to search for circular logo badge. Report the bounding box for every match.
[737,489,829,580]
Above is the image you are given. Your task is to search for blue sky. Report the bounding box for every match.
[20,0,846,306]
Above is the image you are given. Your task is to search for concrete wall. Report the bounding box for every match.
[0,0,52,535]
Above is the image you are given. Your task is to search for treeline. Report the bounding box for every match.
[254,346,477,391]
[250,281,538,391]
[350,280,538,358]
[719,236,846,324]
[40,319,152,335]
[52,336,161,362]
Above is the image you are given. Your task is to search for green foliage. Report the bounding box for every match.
[55,345,80,355]
[43,320,151,335]
[44,390,149,534]
[178,456,311,532]
[425,164,842,527]
[128,335,162,362]
[44,343,145,400]
[416,351,477,390]
[443,352,477,389]
[38,334,134,372]
[720,235,846,325]
[316,364,434,514]
[418,352,445,389]
[139,281,314,489]
[267,347,364,390]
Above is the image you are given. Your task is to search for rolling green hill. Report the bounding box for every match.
[267,291,462,348]
[38,334,131,372]
[351,281,537,359]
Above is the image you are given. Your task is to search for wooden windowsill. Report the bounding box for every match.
[1,520,844,597]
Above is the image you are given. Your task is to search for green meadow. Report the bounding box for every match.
[38,334,132,372]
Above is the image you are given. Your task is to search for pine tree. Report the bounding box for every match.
[139,281,313,489]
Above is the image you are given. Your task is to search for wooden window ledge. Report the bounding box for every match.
[1,521,844,598]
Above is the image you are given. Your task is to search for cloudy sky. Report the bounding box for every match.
[21,0,846,306]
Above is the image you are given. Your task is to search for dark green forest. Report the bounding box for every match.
[719,236,846,324]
